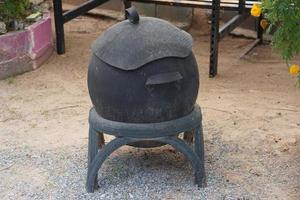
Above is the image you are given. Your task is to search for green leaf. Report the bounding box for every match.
[262,0,300,60]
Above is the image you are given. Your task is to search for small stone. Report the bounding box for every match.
[0,22,7,34]
[26,12,42,22]
[29,0,44,5]
[100,193,106,198]
[279,145,289,152]
[13,20,25,31]
[225,172,243,183]
[249,168,261,176]
[40,2,51,11]
[277,112,282,116]
[129,193,133,198]
[273,137,282,143]
[285,138,297,146]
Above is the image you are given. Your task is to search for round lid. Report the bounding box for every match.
[91,7,193,71]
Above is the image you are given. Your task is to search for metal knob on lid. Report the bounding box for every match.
[125,6,139,24]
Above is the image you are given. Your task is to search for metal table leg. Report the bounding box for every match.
[53,0,65,54]
[209,0,220,78]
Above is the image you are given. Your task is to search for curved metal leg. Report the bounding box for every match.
[95,132,105,188]
[87,135,205,192]
[194,125,206,187]
[157,137,204,187]
[86,137,135,193]
[87,126,102,190]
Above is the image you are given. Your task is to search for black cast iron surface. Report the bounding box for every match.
[88,9,199,123]
[88,54,199,123]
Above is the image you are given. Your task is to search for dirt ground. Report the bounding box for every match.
[0,12,300,200]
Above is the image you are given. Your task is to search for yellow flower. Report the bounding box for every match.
[251,3,262,17]
[260,19,269,30]
[289,64,300,75]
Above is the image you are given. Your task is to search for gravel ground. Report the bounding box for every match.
[0,131,265,200]
[0,14,300,200]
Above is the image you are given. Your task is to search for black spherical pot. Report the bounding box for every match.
[87,7,199,123]
[88,53,199,123]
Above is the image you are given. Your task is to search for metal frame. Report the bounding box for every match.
[209,0,220,77]
[124,0,259,11]
[53,0,262,77]
[86,105,206,193]
[52,0,109,54]
[240,14,263,57]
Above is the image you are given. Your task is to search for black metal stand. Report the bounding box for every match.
[52,0,109,54]
[53,0,65,54]
[86,105,206,193]
[209,0,220,77]
[257,14,263,43]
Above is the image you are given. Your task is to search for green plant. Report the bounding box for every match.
[262,0,300,61]
[252,1,300,85]
[0,0,30,23]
